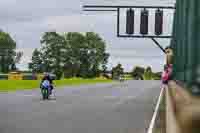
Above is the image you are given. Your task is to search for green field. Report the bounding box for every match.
[0,78,112,92]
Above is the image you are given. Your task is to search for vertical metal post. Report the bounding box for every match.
[117,8,120,37]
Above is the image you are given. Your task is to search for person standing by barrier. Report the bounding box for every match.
[162,64,173,85]
[163,46,173,85]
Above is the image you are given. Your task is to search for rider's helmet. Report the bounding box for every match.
[43,72,49,78]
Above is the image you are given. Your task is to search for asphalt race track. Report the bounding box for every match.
[0,80,161,133]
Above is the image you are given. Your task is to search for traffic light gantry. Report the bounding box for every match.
[83,5,175,54]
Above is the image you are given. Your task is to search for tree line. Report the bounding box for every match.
[0,30,161,80]
[28,32,109,79]
[111,63,161,80]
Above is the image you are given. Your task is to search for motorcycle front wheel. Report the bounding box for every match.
[42,88,49,100]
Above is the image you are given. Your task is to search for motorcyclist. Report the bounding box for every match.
[41,76,50,90]
[41,73,54,95]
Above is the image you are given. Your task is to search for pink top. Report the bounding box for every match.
[162,70,169,82]
[162,64,172,82]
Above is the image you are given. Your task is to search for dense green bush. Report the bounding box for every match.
[0,74,8,80]
[151,72,161,80]
[102,73,112,79]
[112,64,124,80]
[22,74,37,80]
[143,66,153,80]
[131,66,145,80]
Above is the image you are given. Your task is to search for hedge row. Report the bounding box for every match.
[22,74,37,80]
[0,74,42,80]
[0,74,8,80]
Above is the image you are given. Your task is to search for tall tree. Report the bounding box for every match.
[83,32,109,77]
[131,66,145,80]
[112,63,124,80]
[0,31,22,73]
[63,32,85,78]
[40,32,66,79]
[28,49,43,73]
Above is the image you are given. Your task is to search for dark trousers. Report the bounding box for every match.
[162,80,168,84]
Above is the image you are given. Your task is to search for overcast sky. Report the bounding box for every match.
[0,0,176,72]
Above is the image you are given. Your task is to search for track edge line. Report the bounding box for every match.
[147,86,164,133]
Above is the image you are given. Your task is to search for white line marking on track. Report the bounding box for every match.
[147,87,164,133]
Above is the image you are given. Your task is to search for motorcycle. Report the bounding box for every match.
[41,86,50,100]
[40,73,56,100]
[40,82,51,100]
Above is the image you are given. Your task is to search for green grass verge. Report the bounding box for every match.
[0,78,112,92]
